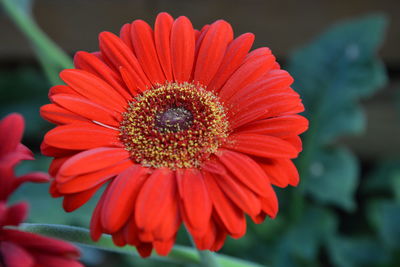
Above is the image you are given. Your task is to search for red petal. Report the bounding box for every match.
[208,33,254,92]
[0,241,34,267]
[131,20,165,84]
[193,20,233,86]
[135,168,177,233]
[3,229,80,256]
[4,202,28,226]
[63,183,103,212]
[152,197,180,241]
[73,51,131,100]
[224,133,299,159]
[170,16,195,82]
[99,32,151,91]
[0,113,24,156]
[57,160,133,193]
[49,85,78,97]
[219,48,275,101]
[216,149,272,197]
[259,158,300,187]
[60,69,127,113]
[154,237,175,256]
[235,115,309,137]
[178,169,212,234]
[43,123,120,150]
[59,147,130,177]
[50,94,121,127]
[90,186,110,241]
[203,172,246,238]
[33,253,83,267]
[119,23,134,51]
[154,12,174,81]
[40,104,87,125]
[101,165,149,233]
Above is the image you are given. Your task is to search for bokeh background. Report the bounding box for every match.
[1,0,400,266]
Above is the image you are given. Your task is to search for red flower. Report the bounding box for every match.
[0,113,49,201]
[0,113,82,267]
[0,202,82,267]
[41,12,308,257]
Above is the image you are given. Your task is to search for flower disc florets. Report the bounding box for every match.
[120,82,229,169]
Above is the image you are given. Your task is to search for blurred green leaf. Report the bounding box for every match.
[326,236,389,267]
[363,160,400,196]
[367,200,400,249]
[304,148,359,211]
[289,14,388,212]
[273,207,337,266]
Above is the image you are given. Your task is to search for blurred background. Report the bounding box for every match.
[1,0,399,266]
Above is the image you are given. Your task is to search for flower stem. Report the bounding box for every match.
[20,223,263,267]
[0,0,73,71]
[186,227,221,267]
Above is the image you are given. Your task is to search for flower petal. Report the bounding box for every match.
[40,104,87,125]
[193,20,233,86]
[154,12,174,81]
[0,113,24,156]
[0,241,34,267]
[131,20,166,84]
[224,133,299,158]
[63,183,104,212]
[74,51,131,100]
[258,158,300,187]
[101,165,149,233]
[170,16,195,82]
[99,31,151,91]
[43,123,120,150]
[203,172,246,238]
[57,160,132,193]
[218,48,276,101]
[177,169,212,234]
[208,33,254,92]
[59,147,130,177]
[50,94,121,127]
[60,69,127,112]
[216,149,272,198]
[135,168,177,233]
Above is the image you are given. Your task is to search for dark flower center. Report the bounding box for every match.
[120,82,229,169]
[155,107,193,132]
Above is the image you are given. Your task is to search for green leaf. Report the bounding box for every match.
[367,200,400,249]
[363,159,400,196]
[304,148,359,211]
[273,207,337,266]
[326,236,389,267]
[289,14,388,148]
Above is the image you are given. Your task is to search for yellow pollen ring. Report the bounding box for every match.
[119,82,229,169]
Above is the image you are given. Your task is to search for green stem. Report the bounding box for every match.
[20,223,263,267]
[0,0,73,69]
[186,227,221,267]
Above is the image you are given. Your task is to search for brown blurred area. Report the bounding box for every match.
[1,0,400,160]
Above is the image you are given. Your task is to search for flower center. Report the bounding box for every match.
[120,82,229,169]
[155,107,193,132]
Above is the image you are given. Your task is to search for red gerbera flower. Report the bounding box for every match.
[0,113,49,200]
[0,202,82,267]
[41,12,308,257]
[0,113,82,267]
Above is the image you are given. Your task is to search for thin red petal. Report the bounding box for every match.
[194,20,233,86]
[154,12,174,81]
[170,16,195,82]
[131,20,166,84]
[58,147,130,177]
[224,133,299,159]
[208,33,254,92]
[63,183,103,212]
[40,104,87,125]
[101,165,149,233]
[135,168,177,233]
[43,123,120,150]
